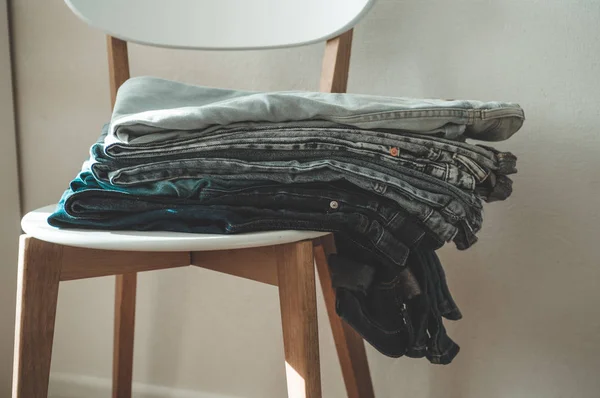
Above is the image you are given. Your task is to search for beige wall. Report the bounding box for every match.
[0,0,20,396]
[9,0,600,397]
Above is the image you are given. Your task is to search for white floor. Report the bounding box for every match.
[49,373,243,398]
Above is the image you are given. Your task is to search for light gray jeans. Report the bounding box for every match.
[107,76,525,147]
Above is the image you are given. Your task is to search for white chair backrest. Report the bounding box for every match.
[66,0,375,50]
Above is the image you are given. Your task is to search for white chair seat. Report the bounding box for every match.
[22,205,328,252]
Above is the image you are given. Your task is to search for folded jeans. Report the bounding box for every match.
[107,76,525,148]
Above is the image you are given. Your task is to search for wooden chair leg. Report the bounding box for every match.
[314,235,375,398]
[276,241,321,398]
[320,30,353,93]
[12,236,62,398]
[107,35,137,398]
[112,273,137,398]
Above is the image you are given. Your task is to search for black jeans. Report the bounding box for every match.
[404,248,461,364]
[333,247,461,363]
[50,181,461,362]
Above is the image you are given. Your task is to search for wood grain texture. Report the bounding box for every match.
[319,30,354,93]
[107,36,130,107]
[314,235,375,398]
[107,35,136,398]
[12,236,62,398]
[191,246,279,286]
[112,272,136,398]
[59,247,190,281]
[276,241,321,398]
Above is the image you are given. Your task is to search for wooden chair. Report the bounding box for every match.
[13,1,377,397]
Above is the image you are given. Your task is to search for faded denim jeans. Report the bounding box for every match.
[96,124,517,193]
[105,76,524,149]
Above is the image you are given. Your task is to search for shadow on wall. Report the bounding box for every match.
[139,267,288,397]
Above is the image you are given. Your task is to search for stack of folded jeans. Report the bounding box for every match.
[50,77,524,364]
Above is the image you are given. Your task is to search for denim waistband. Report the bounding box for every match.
[109,144,513,202]
[94,123,516,204]
[93,155,482,228]
[93,160,473,236]
[113,158,474,239]
[50,185,440,273]
[101,122,517,176]
[82,163,482,249]
[93,126,487,210]
[62,176,445,242]
[99,138,483,192]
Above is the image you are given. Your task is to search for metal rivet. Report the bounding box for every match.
[329,200,339,209]
[390,147,399,157]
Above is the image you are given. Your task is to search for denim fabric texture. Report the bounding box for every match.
[107,77,524,146]
[50,77,524,364]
